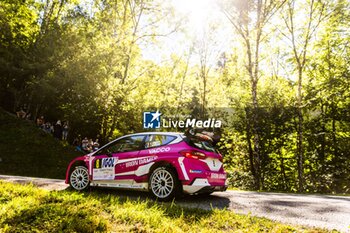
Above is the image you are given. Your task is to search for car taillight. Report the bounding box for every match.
[180,150,206,160]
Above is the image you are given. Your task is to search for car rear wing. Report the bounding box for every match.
[184,128,221,146]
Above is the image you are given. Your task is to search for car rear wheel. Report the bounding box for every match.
[149,166,179,201]
[69,166,89,191]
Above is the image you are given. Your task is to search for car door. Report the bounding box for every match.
[136,134,177,175]
[91,135,145,182]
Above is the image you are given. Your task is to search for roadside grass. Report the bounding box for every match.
[0,181,334,233]
[0,109,80,179]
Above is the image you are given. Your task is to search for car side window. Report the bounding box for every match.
[101,135,145,154]
[144,134,176,149]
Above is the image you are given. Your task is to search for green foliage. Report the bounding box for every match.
[0,181,330,232]
[301,1,350,193]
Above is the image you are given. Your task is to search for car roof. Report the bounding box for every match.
[90,132,184,156]
[127,132,183,137]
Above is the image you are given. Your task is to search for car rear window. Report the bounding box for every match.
[184,136,217,153]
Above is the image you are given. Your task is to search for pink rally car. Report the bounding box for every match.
[65,132,227,201]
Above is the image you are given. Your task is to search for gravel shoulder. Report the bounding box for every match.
[1,174,349,232]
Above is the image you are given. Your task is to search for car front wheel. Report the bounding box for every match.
[69,166,90,191]
[149,166,180,201]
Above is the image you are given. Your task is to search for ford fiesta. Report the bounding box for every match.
[65,131,227,201]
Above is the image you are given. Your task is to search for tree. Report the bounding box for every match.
[304,0,350,192]
[0,0,39,111]
[221,0,286,190]
[280,0,327,191]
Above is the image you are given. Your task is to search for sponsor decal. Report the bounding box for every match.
[102,158,115,168]
[148,141,161,148]
[93,169,115,180]
[189,169,203,174]
[125,160,138,168]
[148,147,170,154]
[93,158,118,180]
[210,173,226,179]
[125,156,158,168]
[94,158,117,169]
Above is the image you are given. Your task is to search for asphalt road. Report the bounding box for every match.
[1,175,349,232]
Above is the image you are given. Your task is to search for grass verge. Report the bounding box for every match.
[0,109,80,179]
[0,181,334,233]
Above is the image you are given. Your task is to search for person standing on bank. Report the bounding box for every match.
[62,121,69,141]
[53,120,62,139]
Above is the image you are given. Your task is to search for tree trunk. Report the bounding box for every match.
[331,107,338,157]
[280,154,289,190]
[245,111,256,181]
[202,70,207,118]
[297,68,304,192]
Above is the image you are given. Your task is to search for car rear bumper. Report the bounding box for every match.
[196,185,228,194]
[182,178,227,194]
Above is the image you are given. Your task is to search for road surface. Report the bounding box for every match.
[1,175,349,232]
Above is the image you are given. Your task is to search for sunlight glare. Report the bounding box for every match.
[171,0,217,33]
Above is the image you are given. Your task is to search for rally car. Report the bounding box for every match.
[66,131,227,201]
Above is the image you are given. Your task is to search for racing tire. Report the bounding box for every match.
[149,166,180,202]
[69,166,90,191]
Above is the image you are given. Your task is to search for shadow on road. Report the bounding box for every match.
[63,186,231,211]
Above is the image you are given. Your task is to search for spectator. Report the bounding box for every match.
[81,137,89,151]
[62,121,69,141]
[53,120,62,139]
[25,112,31,120]
[36,116,45,128]
[17,104,29,118]
[50,123,54,135]
[87,139,94,152]
[43,122,53,134]
[73,135,83,152]
[93,139,100,151]
[22,104,28,113]
[16,108,26,118]
[72,135,81,147]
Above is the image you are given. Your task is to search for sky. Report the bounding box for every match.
[140,0,234,65]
